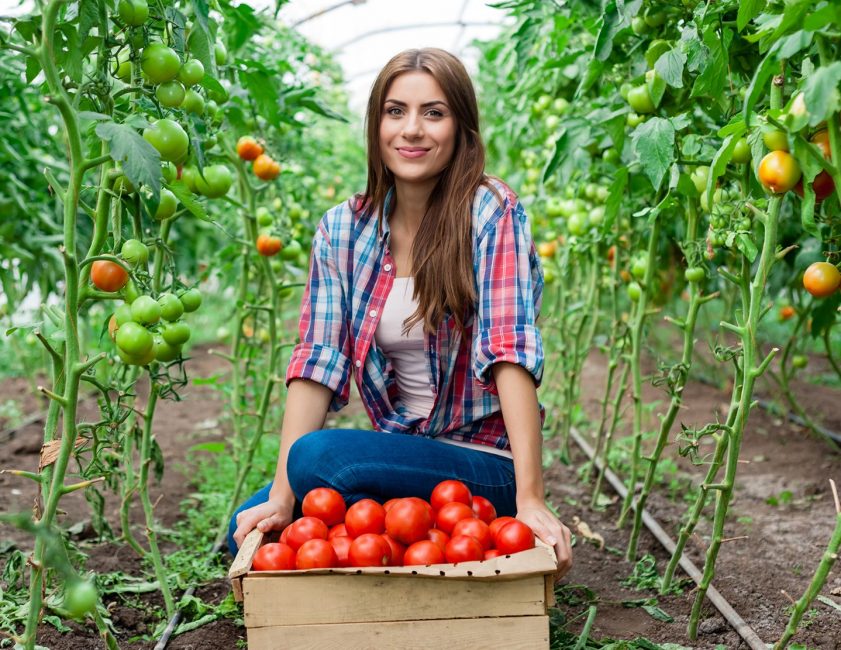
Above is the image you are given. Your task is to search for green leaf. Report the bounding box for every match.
[604,167,629,230]
[78,0,104,42]
[242,69,279,124]
[631,117,676,191]
[167,181,209,222]
[802,62,841,127]
[601,112,627,153]
[735,233,758,263]
[691,28,727,101]
[189,441,226,453]
[187,19,214,76]
[95,122,161,198]
[737,0,765,32]
[655,49,686,89]
[810,292,840,338]
[298,98,348,122]
[706,130,745,207]
[593,0,643,62]
[642,603,674,623]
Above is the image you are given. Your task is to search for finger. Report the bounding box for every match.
[256,513,286,533]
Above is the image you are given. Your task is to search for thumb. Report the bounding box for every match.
[256,513,286,533]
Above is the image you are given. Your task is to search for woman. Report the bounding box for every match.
[229,48,572,577]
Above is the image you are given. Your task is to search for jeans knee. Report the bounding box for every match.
[287,429,336,498]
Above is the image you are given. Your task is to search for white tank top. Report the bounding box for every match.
[374,276,513,460]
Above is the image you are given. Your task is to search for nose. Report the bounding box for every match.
[401,111,423,139]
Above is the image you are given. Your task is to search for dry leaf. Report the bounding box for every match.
[572,515,605,550]
[39,437,86,471]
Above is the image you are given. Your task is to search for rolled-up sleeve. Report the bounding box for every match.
[472,197,544,395]
[285,221,352,411]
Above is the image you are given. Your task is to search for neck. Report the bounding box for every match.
[390,177,438,233]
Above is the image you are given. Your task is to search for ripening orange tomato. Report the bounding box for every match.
[803,262,841,298]
[778,305,796,321]
[256,233,282,257]
[236,136,264,161]
[793,130,835,202]
[757,150,802,194]
[253,154,280,181]
[91,260,129,292]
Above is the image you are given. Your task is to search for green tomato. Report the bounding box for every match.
[203,134,217,150]
[179,288,202,312]
[130,295,161,325]
[732,138,751,164]
[214,41,227,66]
[154,335,181,362]
[627,85,655,114]
[792,354,808,369]
[194,164,233,198]
[256,206,273,227]
[631,257,648,280]
[700,187,722,212]
[567,212,588,236]
[684,266,705,283]
[627,281,642,302]
[155,188,178,220]
[280,238,303,262]
[161,161,177,184]
[63,580,98,618]
[177,59,205,86]
[155,80,185,108]
[112,174,135,194]
[118,0,148,26]
[121,279,139,304]
[626,112,645,128]
[143,119,189,163]
[631,16,647,35]
[162,321,191,345]
[182,89,205,115]
[589,205,606,226]
[157,292,185,322]
[117,345,156,366]
[116,321,153,356]
[121,239,149,266]
[644,9,666,27]
[205,99,219,120]
[602,148,620,164]
[114,303,134,326]
[181,166,199,193]
[691,166,710,194]
[114,58,132,83]
[645,39,671,68]
[141,43,181,84]
[763,129,789,152]
[544,115,560,131]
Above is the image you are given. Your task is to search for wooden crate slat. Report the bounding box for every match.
[246,615,550,650]
[244,573,548,627]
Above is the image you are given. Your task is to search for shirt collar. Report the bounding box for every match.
[377,186,396,244]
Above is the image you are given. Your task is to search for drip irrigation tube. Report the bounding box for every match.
[568,427,767,650]
[153,538,227,650]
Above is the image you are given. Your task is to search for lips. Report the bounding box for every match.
[397,147,430,159]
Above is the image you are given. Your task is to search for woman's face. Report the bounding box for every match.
[379,71,456,187]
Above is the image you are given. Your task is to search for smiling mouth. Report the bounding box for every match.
[397,148,430,158]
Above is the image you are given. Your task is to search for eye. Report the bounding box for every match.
[385,106,403,116]
[425,109,444,118]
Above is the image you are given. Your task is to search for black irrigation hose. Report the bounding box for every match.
[153,538,227,650]
[568,427,767,650]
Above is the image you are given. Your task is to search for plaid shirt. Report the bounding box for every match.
[285,178,544,452]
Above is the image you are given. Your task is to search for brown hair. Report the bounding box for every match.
[361,48,492,337]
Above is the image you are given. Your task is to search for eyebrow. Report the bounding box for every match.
[384,99,449,109]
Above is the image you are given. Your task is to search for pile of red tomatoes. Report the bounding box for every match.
[251,480,536,571]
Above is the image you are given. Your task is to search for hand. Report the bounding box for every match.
[515,502,572,582]
[233,497,294,549]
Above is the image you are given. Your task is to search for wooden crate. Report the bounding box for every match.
[229,529,559,649]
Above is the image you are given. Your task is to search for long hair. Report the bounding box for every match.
[362,48,492,337]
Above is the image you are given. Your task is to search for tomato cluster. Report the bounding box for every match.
[98,240,202,365]
[251,480,536,571]
[237,136,281,181]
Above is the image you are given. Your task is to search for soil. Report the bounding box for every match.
[1,339,840,649]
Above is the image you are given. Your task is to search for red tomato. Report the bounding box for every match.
[430,479,472,511]
[348,533,391,567]
[328,523,348,539]
[435,501,476,535]
[252,542,295,571]
[452,518,492,551]
[381,534,406,566]
[279,524,290,545]
[296,538,338,569]
[445,535,485,563]
[494,520,535,554]
[488,516,517,541]
[403,540,446,566]
[329,535,353,567]
[483,549,503,561]
[407,496,435,520]
[344,499,386,537]
[471,495,497,524]
[427,528,450,552]
[383,498,400,512]
[91,260,129,292]
[302,487,347,527]
[385,498,433,545]
[285,516,329,551]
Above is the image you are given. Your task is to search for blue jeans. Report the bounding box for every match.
[227,428,517,556]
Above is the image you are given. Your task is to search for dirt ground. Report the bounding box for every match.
[1,340,840,649]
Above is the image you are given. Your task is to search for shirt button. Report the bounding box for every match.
[369,309,377,318]
[384,263,392,272]
[355,360,362,368]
